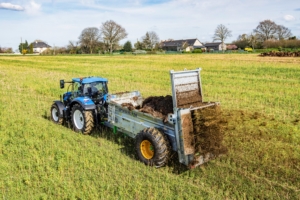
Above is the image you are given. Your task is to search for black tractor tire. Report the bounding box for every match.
[71,104,94,135]
[135,127,171,167]
[50,103,64,125]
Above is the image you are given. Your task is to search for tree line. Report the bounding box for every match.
[40,20,160,55]
[231,20,296,50]
[0,46,13,53]
[6,19,299,54]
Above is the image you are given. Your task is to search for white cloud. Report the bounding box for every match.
[24,1,41,15]
[284,15,295,21]
[0,3,24,11]
[80,0,96,5]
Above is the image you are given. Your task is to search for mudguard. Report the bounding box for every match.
[53,100,65,117]
[71,97,96,110]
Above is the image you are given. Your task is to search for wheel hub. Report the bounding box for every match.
[52,107,59,121]
[73,110,84,129]
[140,140,154,159]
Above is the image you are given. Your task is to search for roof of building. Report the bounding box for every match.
[194,45,206,49]
[31,40,51,48]
[161,39,199,47]
[72,77,108,84]
[204,42,223,47]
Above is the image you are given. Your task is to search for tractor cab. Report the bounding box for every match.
[60,77,108,105]
[72,77,108,103]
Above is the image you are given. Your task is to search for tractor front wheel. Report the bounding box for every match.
[135,128,170,167]
[50,103,64,125]
[71,104,94,134]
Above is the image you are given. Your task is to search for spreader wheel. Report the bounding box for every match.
[71,104,94,134]
[50,103,64,125]
[135,128,170,167]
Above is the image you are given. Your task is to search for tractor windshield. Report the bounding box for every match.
[83,82,107,96]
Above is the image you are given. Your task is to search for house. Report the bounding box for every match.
[30,40,51,54]
[204,42,227,51]
[226,44,238,50]
[160,38,206,52]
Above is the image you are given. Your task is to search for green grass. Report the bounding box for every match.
[0,54,299,199]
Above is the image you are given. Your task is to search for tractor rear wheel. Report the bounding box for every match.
[135,128,170,167]
[50,103,64,125]
[71,104,94,134]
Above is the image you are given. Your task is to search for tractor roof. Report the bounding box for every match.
[72,77,108,84]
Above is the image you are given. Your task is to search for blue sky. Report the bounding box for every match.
[0,0,299,51]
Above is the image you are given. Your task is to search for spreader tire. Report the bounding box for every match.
[50,103,64,125]
[135,128,170,167]
[71,104,94,135]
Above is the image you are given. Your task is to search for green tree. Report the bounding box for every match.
[18,40,28,53]
[123,41,132,52]
[288,36,297,40]
[134,41,143,50]
[142,32,151,49]
[141,31,159,50]
[29,44,33,54]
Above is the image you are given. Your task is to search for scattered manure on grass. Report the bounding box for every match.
[259,121,267,126]
[191,105,228,157]
[292,118,299,125]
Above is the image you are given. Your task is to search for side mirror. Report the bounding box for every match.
[60,80,65,89]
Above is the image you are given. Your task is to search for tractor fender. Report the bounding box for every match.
[70,97,96,110]
[53,100,65,117]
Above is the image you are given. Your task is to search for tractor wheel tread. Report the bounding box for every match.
[71,104,94,135]
[50,103,64,125]
[135,127,171,167]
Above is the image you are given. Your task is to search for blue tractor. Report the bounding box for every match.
[50,77,108,134]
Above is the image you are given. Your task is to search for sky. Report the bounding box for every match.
[0,0,299,51]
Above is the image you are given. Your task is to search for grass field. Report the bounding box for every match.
[0,54,299,199]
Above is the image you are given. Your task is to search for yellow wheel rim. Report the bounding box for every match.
[140,140,154,159]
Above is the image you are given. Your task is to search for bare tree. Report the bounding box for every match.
[237,34,248,41]
[141,31,159,50]
[232,34,249,49]
[213,24,232,51]
[100,20,127,54]
[78,27,101,54]
[67,40,80,54]
[276,25,292,40]
[253,20,278,42]
[248,33,259,50]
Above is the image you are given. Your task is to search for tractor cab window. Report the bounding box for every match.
[83,82,106,95]
[73,82,83,97]
[74,82,80,91]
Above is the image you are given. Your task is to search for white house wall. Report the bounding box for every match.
[218,43,227,50]
[194,40,203,46]
[33,47,48,53]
